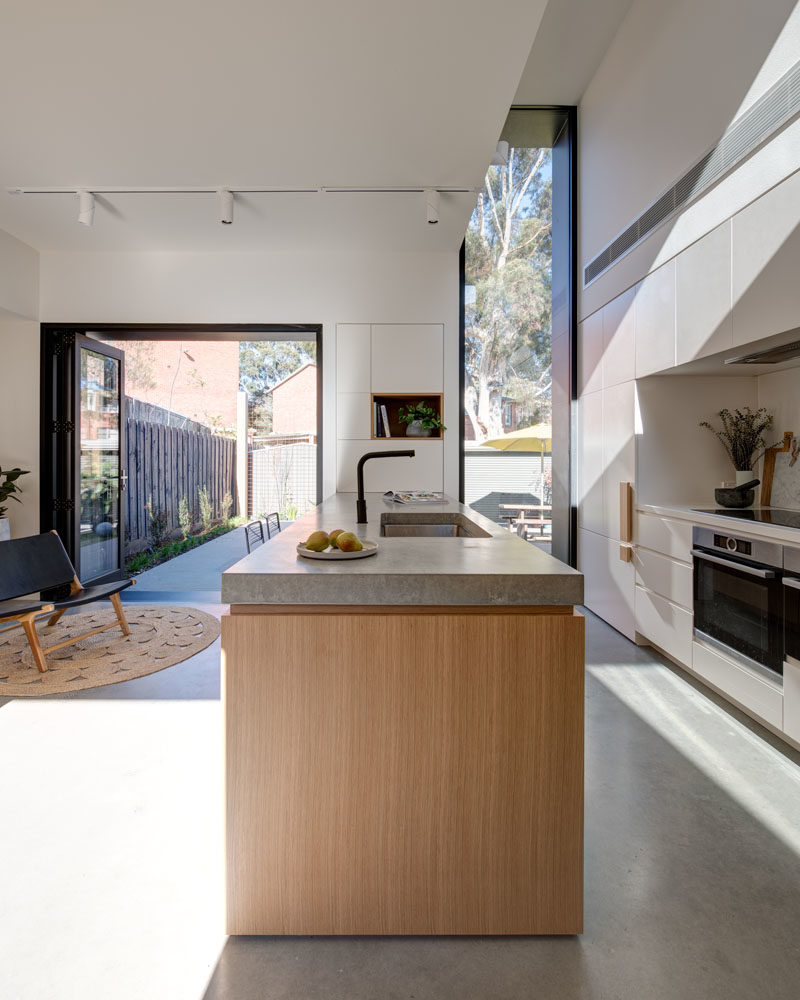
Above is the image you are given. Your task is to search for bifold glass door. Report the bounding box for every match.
[75,338,125,582]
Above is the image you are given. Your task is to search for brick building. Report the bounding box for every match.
[270,363,317,436]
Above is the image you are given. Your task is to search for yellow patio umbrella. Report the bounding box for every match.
[481,422,553,503]
[480,422,552,453]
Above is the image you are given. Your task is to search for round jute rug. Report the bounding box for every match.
[0,606,220,696]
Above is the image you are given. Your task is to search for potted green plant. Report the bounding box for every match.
[0,465,30,541]
[397,401,446,438]
[700,408,776,484]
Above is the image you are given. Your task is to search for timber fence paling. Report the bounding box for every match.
[124,415,236,553]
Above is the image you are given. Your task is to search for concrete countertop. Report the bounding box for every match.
[222,493,583,606]
[637,502,800,548]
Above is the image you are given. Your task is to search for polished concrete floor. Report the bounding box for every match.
[1,609,799,999]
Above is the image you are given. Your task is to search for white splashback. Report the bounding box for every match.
[758,367,800,510]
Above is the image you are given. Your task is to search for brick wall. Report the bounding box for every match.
[272,364,317,434]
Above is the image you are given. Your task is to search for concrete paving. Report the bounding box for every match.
[131,525,252,593]
[1,612,799,1000]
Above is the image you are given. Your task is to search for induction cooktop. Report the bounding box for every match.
[691,507,800,529]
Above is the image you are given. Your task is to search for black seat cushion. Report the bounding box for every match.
[0,579,132,620]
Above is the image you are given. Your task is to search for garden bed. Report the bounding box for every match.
[124,517,244,576]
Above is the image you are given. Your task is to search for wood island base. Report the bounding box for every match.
[222,605,584,935]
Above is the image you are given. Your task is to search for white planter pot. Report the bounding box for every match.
[735,470,754,487]
[0,517,10,542]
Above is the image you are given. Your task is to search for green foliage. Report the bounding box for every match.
[146,495,170,547]
[124,517,241,577]
[280,502,299,522]
[700,408,776,471]
[221,491,233,523]
[178,495,193,540]
[239,341,316,407]
[464,147,553,439]
[0,466,30,518]
[198,485,214,533]
[397,401,446,431]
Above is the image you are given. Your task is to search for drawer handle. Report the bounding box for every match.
[784,577,800,591]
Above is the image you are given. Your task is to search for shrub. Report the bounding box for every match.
[198,485,213,533]
[178,495,192,539]
[221,490,233,523]
[146,495,170,547]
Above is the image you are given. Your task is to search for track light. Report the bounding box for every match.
[218,188,233,225]
[491,140,509,166]
[425,189,440,225]
[77,189,94,226]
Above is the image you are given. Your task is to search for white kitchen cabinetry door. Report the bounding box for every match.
[635,512,693,562]
[337,393,371,440]
[784,660,800,743]
[635,585,693,666]
[580,529,635,641]
[634,547,693,611]
[676,221,732,365]
[336,439,443,494]
[635,261,676,378]
[602,381,636,542]
[371,325,443,393]
[602,286,635,387]
[336,325,371,393]
[578,390,604,535]
[579,310,603,395]
[732,169,800,348]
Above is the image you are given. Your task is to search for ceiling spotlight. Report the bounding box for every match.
[218,188,234,225]
[77,189,95,226]
[425,189,440,225]
[491,140,509,166]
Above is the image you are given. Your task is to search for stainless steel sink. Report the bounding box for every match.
[379,513,490,538]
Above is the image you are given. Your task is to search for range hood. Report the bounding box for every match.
[725,337,800,365]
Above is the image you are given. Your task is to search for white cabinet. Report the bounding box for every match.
[336,325,371,393]
[580,528,635,641]
[602,286,635,387]
[784,659,800,743]
[602,381,636,541]
[732,169,800,348]
[337,393,371,440]
[635,512,693,562]
[371,324,443,393]
[676,221,732,364]
[635,261,676,378]
[578,390,604,535]
[336,324,444,494]
[336,439,443,493]
[692,640,783,731]
[634,547,693,610]
[635,585,693,665]
[579,309,603,395]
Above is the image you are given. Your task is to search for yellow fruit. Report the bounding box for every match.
[305,530,330,551]
[335,531,363,552]
[328,529,346,549]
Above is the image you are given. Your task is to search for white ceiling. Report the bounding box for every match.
[0,0,550,253]
[513,0,635,105]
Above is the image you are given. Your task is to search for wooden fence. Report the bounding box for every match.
[125,418,236,551]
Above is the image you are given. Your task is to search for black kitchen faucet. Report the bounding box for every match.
[356,450,415,523]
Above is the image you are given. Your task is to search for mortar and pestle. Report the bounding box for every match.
[714,479,760,508]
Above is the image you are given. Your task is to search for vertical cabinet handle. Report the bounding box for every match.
[619,481,633,543]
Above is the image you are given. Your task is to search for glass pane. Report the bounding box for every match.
[463,142,553,552]
[79,348,120,579]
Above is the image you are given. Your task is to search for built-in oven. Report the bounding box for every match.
[692,526,784,679]
[785,546,800,669]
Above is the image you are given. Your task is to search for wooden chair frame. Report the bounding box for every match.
[0,537,134,673]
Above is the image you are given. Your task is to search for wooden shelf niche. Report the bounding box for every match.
[371,393,444,440]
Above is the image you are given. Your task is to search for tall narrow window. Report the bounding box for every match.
[462,107,574,563]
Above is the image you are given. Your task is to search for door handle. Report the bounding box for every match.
[691,549,775,579]
[120,469,128,492]
[783,577,800,591]
[619,481,633,542]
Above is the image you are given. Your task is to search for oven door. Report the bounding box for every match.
[785,547,800,667]
[693,547,784,677]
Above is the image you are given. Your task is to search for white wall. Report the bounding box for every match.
[0,229,39,537]
[579,0,800,318]
[39,250,460,499]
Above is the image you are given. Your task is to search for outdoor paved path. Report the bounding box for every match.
[131,526,252,592]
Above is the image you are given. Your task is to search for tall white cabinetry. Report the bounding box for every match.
[336,324,444,494]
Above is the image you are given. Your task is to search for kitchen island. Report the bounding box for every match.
[221,493,584,935]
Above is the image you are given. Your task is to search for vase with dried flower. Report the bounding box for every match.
[699,408,776,486]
